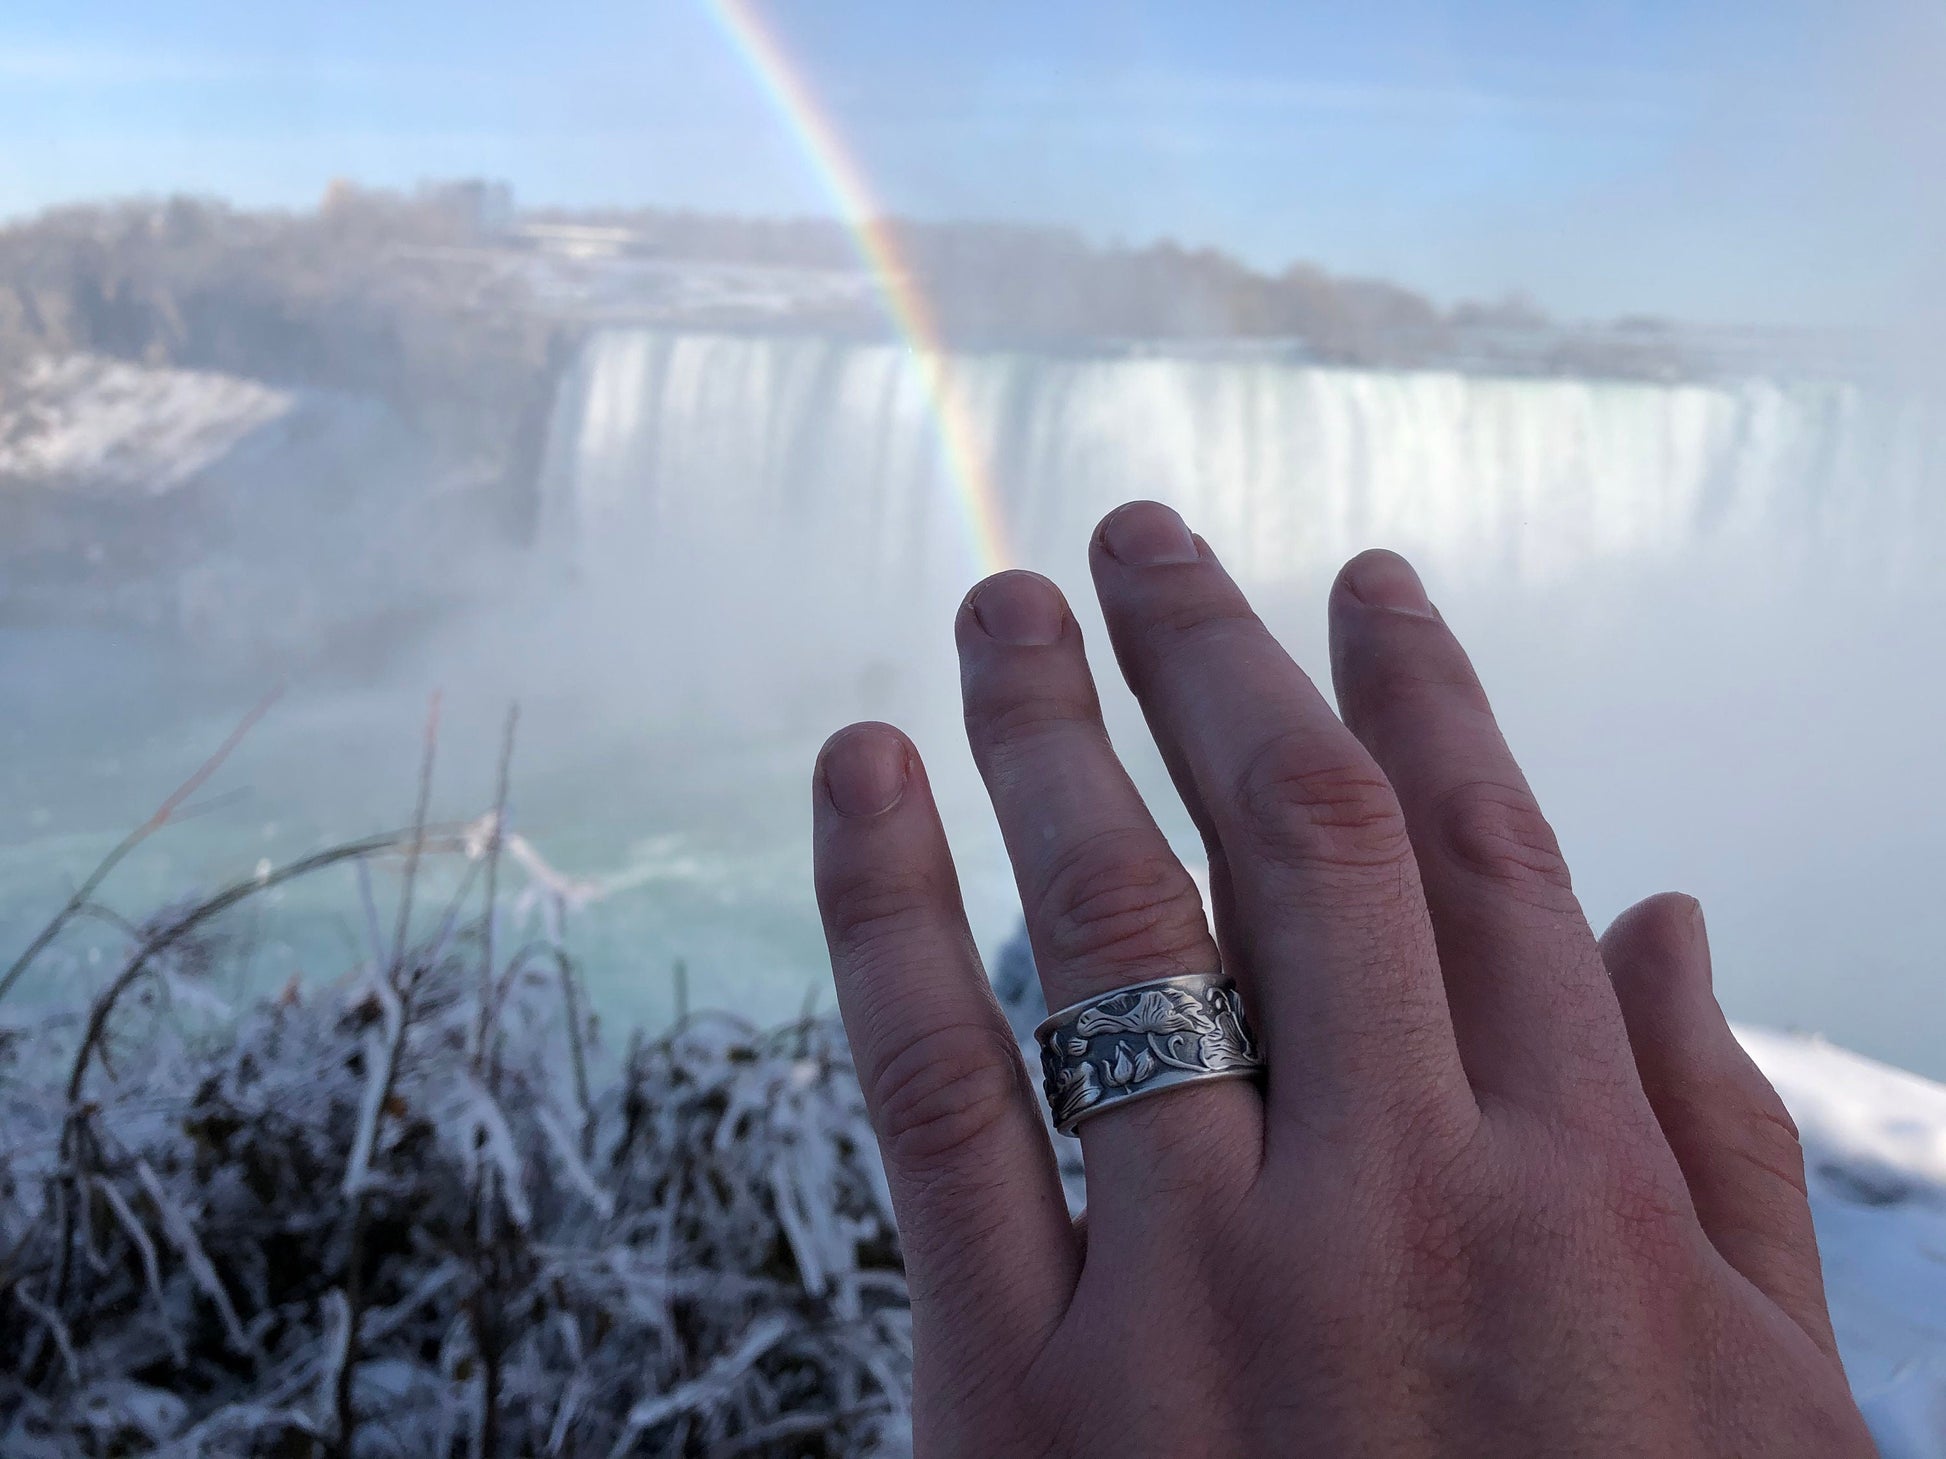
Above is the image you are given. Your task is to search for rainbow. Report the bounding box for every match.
[701,0,1012,575]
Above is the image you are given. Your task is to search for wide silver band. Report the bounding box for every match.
[1035,972,1265,1136]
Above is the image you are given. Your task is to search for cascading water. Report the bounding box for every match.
[8,324,1936,1086]
[541,328,1937,603]
[524,327,1945,1081]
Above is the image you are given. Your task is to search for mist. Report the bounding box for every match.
[2,0,1943,1086]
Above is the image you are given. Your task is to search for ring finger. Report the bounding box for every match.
[957,568,1265,1211]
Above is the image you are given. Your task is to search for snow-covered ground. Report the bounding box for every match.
[0,353,293,494]
[0,350,508,664]
[1744,1028,1946,1456]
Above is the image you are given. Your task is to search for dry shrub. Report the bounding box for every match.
[0,712,912,1457]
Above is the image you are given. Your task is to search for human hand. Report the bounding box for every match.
[812,501,1873,1457]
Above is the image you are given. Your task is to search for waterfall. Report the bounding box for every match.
[507,329,1946,1083]
[540,328,1937,602]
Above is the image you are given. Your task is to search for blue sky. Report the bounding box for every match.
[0,0,1938,324]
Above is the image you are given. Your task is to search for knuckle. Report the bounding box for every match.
[1432,778,1574,902]
[1741,1091,1810,1192]
[1036,827,1212,980]
[1680,1070,1811,1200]
[968,686,1097,751]
[1231,735,1412,876]
[1348,629,1491,714]
[821,865,946,960]
[868,1023,1027,1170]
[1729,1115,1812,1204]
[1141,591,1262,650]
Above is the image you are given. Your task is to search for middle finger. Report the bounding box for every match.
[1088,502,1474,1147]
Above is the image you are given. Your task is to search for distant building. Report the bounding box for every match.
[511,222,651,260]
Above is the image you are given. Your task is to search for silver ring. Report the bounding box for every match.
[1035,972,1265,1136]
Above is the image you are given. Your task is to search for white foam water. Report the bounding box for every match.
[528,329,1945,1075]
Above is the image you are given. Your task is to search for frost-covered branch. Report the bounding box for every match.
[0,817,911,1458]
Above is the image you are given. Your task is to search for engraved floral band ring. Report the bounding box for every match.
[1035,971,1267,1136]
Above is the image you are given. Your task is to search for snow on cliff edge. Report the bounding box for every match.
[0,353,293,493]
[1738,1027,1946,1456]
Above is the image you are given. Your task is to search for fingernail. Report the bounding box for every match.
[1682,894,1709,948]
[1099,501,1198,565]
[1677,894,1715,992]
[1343,550,1435,618]
[821,724,909,818]
[969,571,1064,645]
